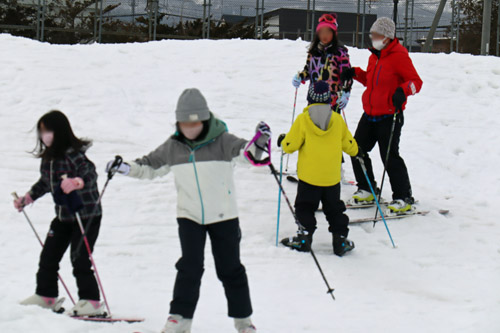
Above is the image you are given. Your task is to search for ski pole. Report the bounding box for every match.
[276,149,284,246]
[269,163,336,301]
[342,109,349,129]
[11,192,76,306]
[72,155,123,260]
[357,158,396,248]
[74,211,112,316]
[284,87,299,173]
[373,110,400,226]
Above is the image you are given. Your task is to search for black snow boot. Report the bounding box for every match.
[333,234,355,256]
[281,232,313,252]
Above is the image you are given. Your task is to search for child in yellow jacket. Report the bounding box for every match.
[278,81,360,256]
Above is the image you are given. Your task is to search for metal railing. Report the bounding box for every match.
[1,0,498,55]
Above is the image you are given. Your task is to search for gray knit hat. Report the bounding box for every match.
[370,17,396,39]
[175,88,211,122]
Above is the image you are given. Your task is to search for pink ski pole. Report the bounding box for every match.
[74,211,112,317]
[12,192,76,306]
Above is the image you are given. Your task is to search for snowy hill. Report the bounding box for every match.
[0,34,499,332]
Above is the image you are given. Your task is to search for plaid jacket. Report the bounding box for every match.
[29,148,101,222]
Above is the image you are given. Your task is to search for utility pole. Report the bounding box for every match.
[393,0,399,27]
[404,0,409,47]
[361,0,366,48]
[423,0,447,52]
[202,0,207,38]
[480,0,492,55]
[497,0,500,56]
[260,0,264,39]
[306,0,311,41]
[356,0,361,47]
[207,0,212,39]
[450,0,455,52]
[255,0,259,39]
[409,0,415,51]
[310,0,316,41]
[456,0,460,52]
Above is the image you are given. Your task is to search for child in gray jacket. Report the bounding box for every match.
[107,88,270,333]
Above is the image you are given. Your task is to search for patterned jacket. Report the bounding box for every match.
[298,44,353,108]
[29,147,101,222]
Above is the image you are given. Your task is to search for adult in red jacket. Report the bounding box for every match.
[341,17,423,212]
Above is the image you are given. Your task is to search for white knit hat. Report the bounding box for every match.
[370,17,396,39]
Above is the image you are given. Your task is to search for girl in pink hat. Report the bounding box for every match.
[292,13,353,113]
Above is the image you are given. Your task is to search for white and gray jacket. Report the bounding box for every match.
[127,131,251,225]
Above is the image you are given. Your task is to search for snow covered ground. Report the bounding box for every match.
[1,34,499,332]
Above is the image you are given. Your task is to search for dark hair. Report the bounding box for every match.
[308,32,343,55]
[32,110,91,160]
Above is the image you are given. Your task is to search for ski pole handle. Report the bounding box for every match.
[107,155,123,180]
[12,191,26,209]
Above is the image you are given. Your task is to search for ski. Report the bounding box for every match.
[349,209,449,224]
[317,201,388,212]
[71,315,145,323]
[346,201,388,209]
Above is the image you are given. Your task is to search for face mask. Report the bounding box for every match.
[372,39,387,51]
[41,131,54,147]
[181,124,203,140]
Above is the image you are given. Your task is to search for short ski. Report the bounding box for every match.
[349,209,449,224]
[71,315,145,323]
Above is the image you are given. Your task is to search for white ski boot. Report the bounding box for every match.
[70,299,106,317]
[235,317,257,333]
[161,314,192,333]
[347,189,375,206]
[20,294,65,313]
[387,199,415,215]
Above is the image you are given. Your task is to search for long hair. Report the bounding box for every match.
[32,110,91,160]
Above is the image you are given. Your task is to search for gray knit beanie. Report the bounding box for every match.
[370,17,396,39]
[175,88,211,122]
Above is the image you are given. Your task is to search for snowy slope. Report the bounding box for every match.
[0,34,499,333]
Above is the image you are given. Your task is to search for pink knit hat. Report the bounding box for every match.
[316,13,338,33]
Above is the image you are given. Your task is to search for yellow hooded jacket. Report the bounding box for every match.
[282,104,359,187]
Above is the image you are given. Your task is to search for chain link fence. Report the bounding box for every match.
[1,0,499,54]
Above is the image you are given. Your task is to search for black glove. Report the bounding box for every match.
[340,68,356,82]
[356,146,366,159]
[277,133,286,147]
[392,87,406,111]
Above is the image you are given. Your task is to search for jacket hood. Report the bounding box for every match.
[304,104,334,136]
[175,112,228,149]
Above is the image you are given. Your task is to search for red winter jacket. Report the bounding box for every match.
[354,39,422,117]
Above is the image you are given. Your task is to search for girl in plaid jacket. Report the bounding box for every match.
[13,110,105,317]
